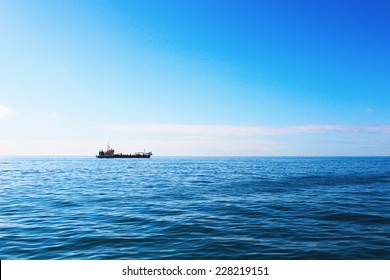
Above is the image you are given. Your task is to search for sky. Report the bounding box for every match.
[0,0,389,156]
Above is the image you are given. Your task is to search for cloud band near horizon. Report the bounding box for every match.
[99,124,390,137]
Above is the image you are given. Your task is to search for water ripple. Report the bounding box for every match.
[0,156,389,259]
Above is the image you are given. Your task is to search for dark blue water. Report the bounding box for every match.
[1,157,389,259]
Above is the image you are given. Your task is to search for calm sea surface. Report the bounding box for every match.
[1,156,389,259]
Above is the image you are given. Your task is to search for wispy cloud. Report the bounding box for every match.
[99,124,390,137]
[0,104,16,119]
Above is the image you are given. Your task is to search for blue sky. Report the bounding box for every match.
[1,0,389,155]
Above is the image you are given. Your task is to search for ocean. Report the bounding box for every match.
[1,156,389,259]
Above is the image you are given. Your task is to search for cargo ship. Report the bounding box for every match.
[96,143,152,158]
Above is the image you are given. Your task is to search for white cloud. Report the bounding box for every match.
[0,104,16,119]
[99,124,390,137]
[46,111,59,119]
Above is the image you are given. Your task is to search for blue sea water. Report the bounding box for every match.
[0,156,389,259]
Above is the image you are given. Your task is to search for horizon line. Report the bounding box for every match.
[1,155,389,158]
